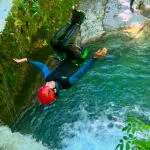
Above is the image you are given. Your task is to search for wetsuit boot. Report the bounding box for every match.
[71,8,86,25]
[50,8,86,62]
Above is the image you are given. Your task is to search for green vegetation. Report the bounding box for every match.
[116,117,150,150]
[0,0,78,124]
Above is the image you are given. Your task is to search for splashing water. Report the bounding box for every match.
[60,108,124,150]
[0,126,49,150]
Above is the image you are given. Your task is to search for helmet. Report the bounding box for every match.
[37,85,56,105]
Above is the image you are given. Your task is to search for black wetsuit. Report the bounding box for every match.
[51,23,83,60]
[130,0,135,10]
[28,58,96,92]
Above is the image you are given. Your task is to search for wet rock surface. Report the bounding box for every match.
[77,0,150,43]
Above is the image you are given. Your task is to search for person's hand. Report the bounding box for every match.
[13,58,28,63]
[93,48,107,59]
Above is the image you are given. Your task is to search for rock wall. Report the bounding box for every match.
[0,0,78,125]
[77,0,150,43]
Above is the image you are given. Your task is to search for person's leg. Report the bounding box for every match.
[130,0,135,7]
[130,0,135,12]
[51,9,86,60]
[60,23,89,60]
[60,23,80,47]
[59,23,83,59]
[51,23,82,60]
[51,8,86,50]
[66,44,82,59]
[50,23,72,50]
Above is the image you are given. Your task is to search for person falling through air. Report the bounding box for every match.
[13,48,107,105]
[50,6,89,66]
[13,7,107,105]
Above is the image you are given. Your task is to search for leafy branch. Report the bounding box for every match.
[115,117,150,150]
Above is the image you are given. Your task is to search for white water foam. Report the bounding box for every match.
[60,107,124,150]
[0,125,49,150]
[60,102,150,150]
[61,123,123,150]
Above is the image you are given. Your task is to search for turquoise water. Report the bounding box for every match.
[11,31,150,150]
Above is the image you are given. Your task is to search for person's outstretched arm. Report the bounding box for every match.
[68,48,107,85]
[13,58,51,80]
